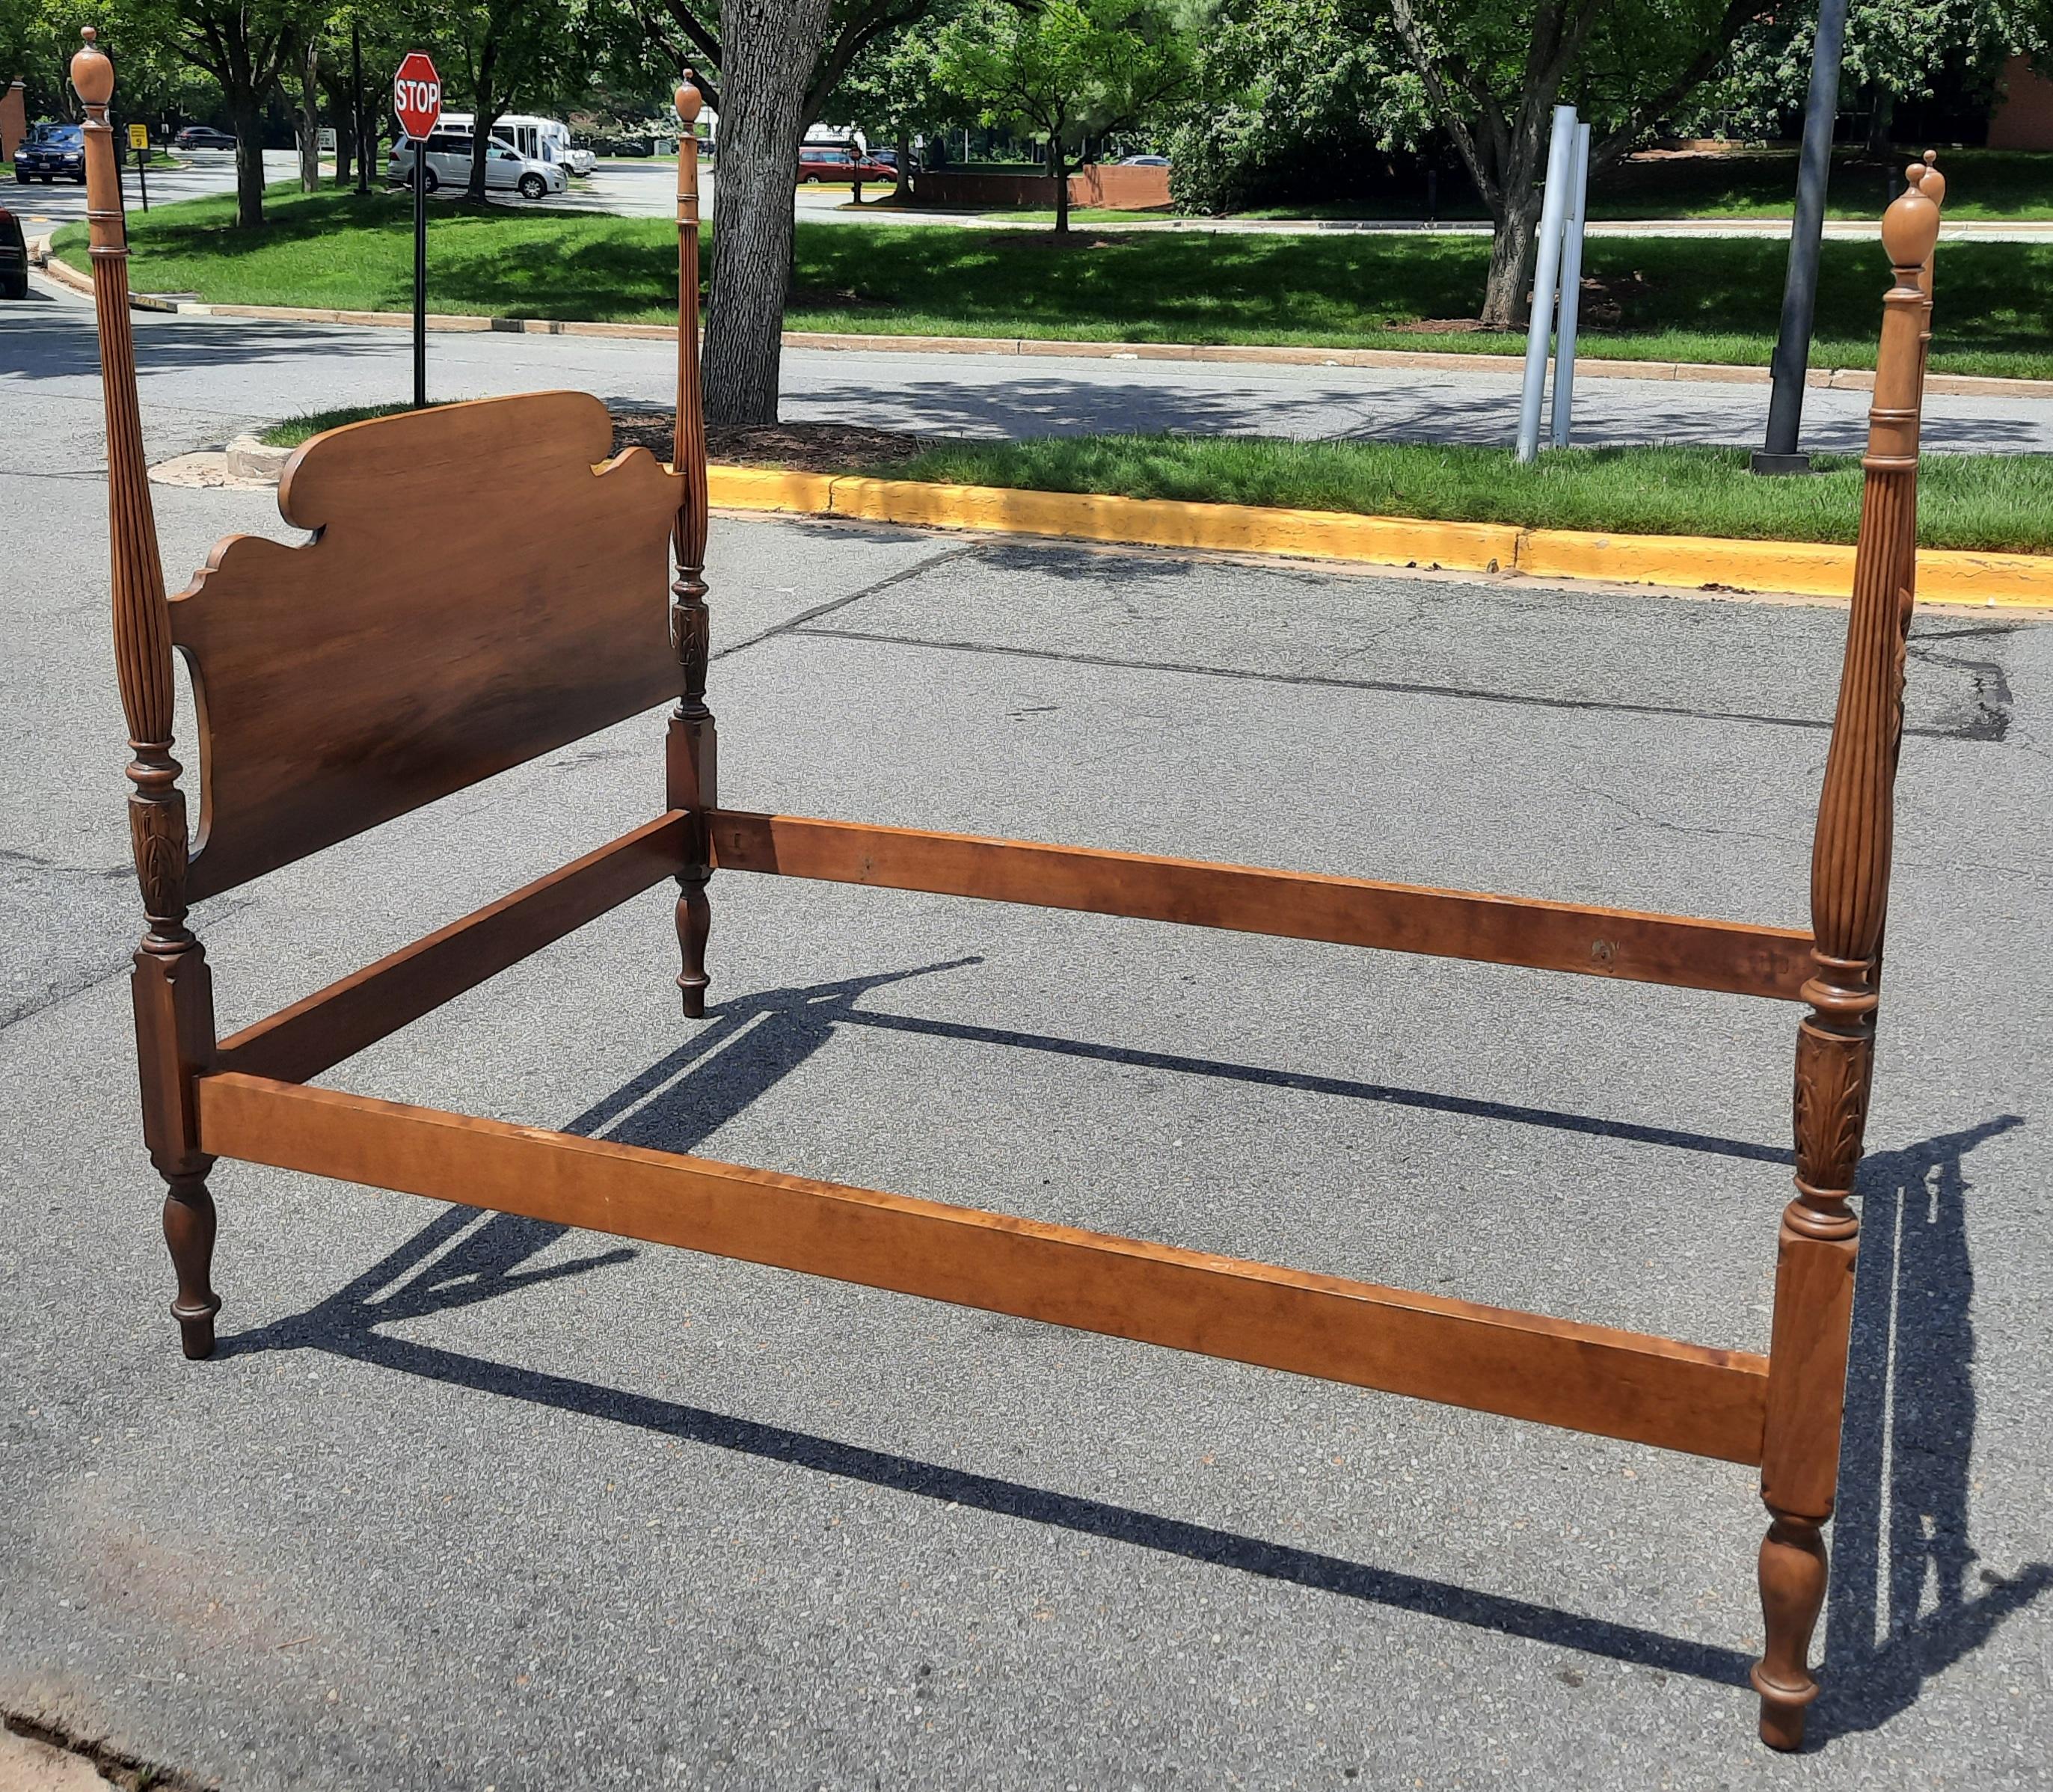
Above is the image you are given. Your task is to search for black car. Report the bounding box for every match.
[174,124,236,151]
[0,207,27,300]
[13,123,85,185]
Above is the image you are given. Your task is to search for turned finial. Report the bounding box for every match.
[1915,148,1946,213]
[71,25,114,108]
[675,70,703,123]
[1882,158,1942,270]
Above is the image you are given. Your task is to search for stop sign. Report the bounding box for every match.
[393,52,441,141]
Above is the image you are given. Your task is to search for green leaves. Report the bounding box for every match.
[933,0,1191,143]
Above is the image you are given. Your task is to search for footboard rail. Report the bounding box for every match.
[195,1070,1770,1466]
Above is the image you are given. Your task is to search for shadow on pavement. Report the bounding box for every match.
[228,963,2045,1734]
[1815,1114,2052,1739]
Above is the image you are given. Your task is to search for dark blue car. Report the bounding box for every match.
[14,123,86,185]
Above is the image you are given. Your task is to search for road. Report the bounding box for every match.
[2,287,2049,1791]
[22,146,2051,239]
[10,276,2053,458]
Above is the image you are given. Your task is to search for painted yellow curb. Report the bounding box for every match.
[823,476,1523,571]
[703,467,2053,608]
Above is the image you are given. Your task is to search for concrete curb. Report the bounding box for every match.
[703,467,2053,608]
[224,432,292,479]
[35,248,2053,399]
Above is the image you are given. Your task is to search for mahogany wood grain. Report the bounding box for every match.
[216,814,690,1084]
[1753,162,1945,1752]
[669,73,716,1019]
[195,1071,1770,1464]
[170,392,684,900]
[76,29,222,1359]
[709,811,1814,1001]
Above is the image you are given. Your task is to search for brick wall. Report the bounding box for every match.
[1,84,25,164]
[908,162,1171,212]
[1989,53,2053,150]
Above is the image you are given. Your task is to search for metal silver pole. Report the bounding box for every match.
[1755,0,1850,474]
[1550,120,1592,449]
[1516,105,1578,464]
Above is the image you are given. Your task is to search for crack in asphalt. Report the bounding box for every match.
[2,1711,212,1792]
[787,623,2001,742]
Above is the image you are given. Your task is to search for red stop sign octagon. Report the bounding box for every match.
[393,52,441,141]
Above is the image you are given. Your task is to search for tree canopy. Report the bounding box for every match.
[933,0,1191,230]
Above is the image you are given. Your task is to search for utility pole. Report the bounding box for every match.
[352,22,369,197]
[1753,0,1851,474]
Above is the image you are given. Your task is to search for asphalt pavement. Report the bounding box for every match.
[3,264,2052,1791]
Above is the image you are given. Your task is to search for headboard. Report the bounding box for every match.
[170,393,685,899]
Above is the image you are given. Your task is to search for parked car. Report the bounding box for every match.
[797,144,895,184]
[1119,154,1170,166]
[387,133,567,199]
[13,123,85,185]
[0,207,28,300]
[174,124,237,151]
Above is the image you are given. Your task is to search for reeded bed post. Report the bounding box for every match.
[668,72,716,1018]
[76,30,222,1359]
[1753,160,1943,1751]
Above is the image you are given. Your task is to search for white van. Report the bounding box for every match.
[439,111,594,177]
[387,132,567,198]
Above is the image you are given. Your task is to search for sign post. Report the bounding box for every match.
[128,120,150,212]
[393,51,441,409]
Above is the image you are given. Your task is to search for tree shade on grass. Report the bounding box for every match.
[1235,147,2053,223]
[58,183,2053,381]
[874,436,2053,553]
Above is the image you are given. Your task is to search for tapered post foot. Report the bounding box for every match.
[162,1171,221,1359]
[1752,1512,1827,1749]
[675,877,711,1019]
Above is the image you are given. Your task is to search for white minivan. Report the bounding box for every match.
[441,111,595,177]
[387,132,567,199]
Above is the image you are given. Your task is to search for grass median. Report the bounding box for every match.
[251,399,2052,555]
[879,437,2053,553]
[53,182,2053,379]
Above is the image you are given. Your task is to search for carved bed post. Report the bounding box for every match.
[668,72,716,1018]
[74,28,221,1359]
[1752,162,1943,1751]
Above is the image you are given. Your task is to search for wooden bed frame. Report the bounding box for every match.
[76,32,1948,1751]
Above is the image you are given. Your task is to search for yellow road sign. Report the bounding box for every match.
[128,123,150,150]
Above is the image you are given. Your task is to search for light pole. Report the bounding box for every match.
[1753,0,1852,475]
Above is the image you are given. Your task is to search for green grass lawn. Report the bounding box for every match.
[55,181,2053,378]
[877,436,2053,553]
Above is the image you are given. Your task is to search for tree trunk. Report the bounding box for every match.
[704,0,835,425]
[467,36,502,205]
[467,108,494,202]
[1050,132,1068,235]
[1867,87,1894,155]
[232,90,266,227]
[319,66,354,185]
[1480,197,1541,329]
[297,38,321,193]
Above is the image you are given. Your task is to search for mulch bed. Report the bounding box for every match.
[609,410,928,472]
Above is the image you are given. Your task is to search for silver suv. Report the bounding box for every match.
[387,132,566,200]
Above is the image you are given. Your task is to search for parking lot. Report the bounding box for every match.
[5,279,2052,1782]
